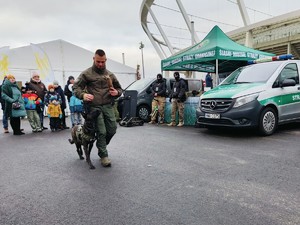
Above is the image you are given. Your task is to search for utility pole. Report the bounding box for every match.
[139,42,145,78]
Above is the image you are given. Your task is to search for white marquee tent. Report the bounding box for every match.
[1,40,137,118]
[5,39,137,88]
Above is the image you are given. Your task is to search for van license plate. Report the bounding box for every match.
[205,113,220,119]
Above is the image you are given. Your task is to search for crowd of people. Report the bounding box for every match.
[0,72,79,135]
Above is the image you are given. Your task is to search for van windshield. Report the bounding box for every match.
[126,78,154,91]
[221,62,281,85]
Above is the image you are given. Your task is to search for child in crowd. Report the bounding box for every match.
[68,84,83,127]
[44,84,61,106]
[47,96,62,132]
[22,86,43,132]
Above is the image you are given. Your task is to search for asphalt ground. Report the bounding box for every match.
[0,118,299,225]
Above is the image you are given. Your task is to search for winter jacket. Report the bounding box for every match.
[170,78,187,102]
[26,79,47,102]
[64,78,73,102]
[1,79,26,118]
[22,93,42,110]
[54,85,66,109]
[205,74,213,88]
[69,95,83,113]
[0,84,5,110]
[73,65,122,107]
[151,79,167,97]
[47,103,62,118]
[44,91,62,106]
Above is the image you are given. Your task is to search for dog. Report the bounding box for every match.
[68,108,100,169]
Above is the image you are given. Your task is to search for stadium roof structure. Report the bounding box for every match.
[140,0,300,64]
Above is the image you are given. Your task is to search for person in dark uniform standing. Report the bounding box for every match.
[149,73,166,124]
[168,72,187,127]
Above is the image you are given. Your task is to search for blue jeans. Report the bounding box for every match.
[2,113,8,129]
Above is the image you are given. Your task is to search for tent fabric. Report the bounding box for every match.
[161,25,275,73]
[5,40,136,88]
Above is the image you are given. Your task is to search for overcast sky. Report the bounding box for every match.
[1,0,300,78]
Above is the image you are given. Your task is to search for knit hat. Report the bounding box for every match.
[53,80,59,85]
[31,71,40,78]
[157,73,162,79]
[50,96,57,101]
[48,84,55,90]
[6,74,15,80]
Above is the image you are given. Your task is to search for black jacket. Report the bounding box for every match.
[151,79,166,97]
[170,78,187,102]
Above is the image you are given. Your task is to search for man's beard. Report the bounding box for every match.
[93,63,106,74]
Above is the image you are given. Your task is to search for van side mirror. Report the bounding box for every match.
[281,78,296,88]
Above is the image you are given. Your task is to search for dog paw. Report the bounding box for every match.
[80,156,85,160]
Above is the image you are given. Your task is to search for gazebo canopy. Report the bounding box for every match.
[161,25,275,73]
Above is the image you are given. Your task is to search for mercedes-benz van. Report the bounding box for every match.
[196,55,300,135]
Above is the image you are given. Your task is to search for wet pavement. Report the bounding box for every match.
[0,118,299,225]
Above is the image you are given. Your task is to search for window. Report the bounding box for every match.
[273,63,299,88]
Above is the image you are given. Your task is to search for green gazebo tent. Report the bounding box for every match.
[161,25,275,74]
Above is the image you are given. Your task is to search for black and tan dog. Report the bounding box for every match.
[69,109,100,169]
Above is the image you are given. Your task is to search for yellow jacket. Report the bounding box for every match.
[47,104,62,118]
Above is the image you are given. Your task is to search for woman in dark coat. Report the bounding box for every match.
[1,75,26,135]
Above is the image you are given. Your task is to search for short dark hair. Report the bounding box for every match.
[95,49,106,56]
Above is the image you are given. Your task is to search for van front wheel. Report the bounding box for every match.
[258,107,278,136]
[137,105,151,122]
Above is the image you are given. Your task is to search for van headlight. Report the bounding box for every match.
[233,93,259,108]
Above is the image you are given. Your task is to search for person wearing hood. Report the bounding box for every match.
[168,72,187,127]
[148,73,166,124]
[1,75,27,135]
[53,80,69,129]
[26,71,48,129]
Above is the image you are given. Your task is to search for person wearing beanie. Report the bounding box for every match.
[168,72,187,127]
[148,73,166,124]
[69,84,83,127]
[53,80,69,129]
[1,74,27,135]
[44,84,61,107]
[47,95,62,131]
[26,71,48,129]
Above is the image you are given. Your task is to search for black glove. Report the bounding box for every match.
[177,99,181,103]
[169,98,172,102]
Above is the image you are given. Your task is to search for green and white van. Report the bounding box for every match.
[196,56,300,135]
